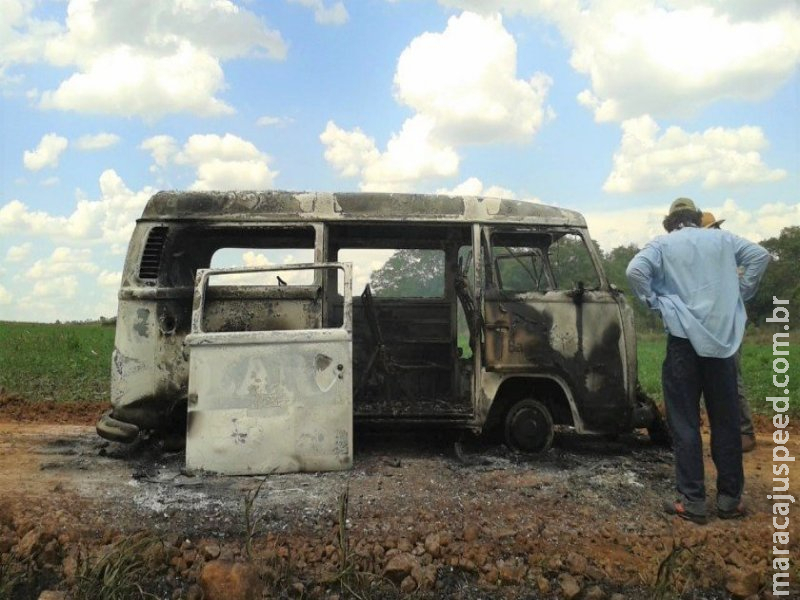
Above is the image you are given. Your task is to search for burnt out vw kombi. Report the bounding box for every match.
[97,191,665,473]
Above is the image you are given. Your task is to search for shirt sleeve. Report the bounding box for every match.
[626,242,661,310]
[732,234,771,301]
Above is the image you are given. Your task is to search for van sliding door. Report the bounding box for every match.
[184,263,353,474]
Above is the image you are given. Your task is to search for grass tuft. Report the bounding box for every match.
[0,550,31,599]
[73,534,163,600]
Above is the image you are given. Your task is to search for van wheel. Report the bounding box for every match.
[504,399,554,454]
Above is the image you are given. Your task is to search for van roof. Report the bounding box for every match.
[141,190,586,227]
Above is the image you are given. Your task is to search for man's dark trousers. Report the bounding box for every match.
[662,335,743,514]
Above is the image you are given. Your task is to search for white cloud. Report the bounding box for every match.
[42,0,287,66]
[26,247,100,280]
[23,133,68,171]
[0,169,154,250]
[436,177,517,199]
[97,270,121,287]
[41,176,60,187]
[177,133,262,164]
[584,205,669,252]
[573,4,800,121]
[585,199,800,251]
[604,115,787,193]
[394,11,553,144]
[190,159,278,191]
[700,199,800,244]
[40,43,235,118]
[140,133,279,190]
[288,0,349,25]
[361,116,460,191]
[0,170,154,320]
[0,284,12,305]
[0,0,62,78]
[31,275,79,300]
[321,12,550,191]
[4,0,287,119]
[322,117,459,192]
[141,135,179,169]
[175,134,279,191]
[321,122,380,178]
[256,115,294,127]
[441,1,800,122]
[5,242,31,262]
[75,132,121,150]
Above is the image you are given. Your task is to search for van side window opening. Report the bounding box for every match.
[489,230,600,293]
[549,233,601,290]
[337,248,445,298]
[210,247,315,286]
[166,225,323,333]
[326,222,470,416]
[162,225,318,287]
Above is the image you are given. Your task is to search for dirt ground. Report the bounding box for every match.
[0,394,797,599]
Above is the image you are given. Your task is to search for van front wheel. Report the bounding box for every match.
[504,399,554,454]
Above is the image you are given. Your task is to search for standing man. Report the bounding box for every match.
[701,212,756,452]
[626,198,769,524]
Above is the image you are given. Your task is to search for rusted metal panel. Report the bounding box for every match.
[184,263,353,475]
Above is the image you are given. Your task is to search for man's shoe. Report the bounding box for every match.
[663,500,707,524]
[718,502,747,520]
[741,434,756,453]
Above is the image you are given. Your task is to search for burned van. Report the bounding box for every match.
[97,191,664,471]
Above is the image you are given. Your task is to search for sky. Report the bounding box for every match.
[1,0,798,322]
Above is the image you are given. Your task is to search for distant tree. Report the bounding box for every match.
[748,226,800,325]
[548,234,600,289]
[370,249,444,297]
[600,243,663,332]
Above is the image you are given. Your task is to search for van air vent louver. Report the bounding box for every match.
[138,226,168,280]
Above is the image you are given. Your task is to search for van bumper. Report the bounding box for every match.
[96,410,140,443]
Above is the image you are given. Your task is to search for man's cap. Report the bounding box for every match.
[668,197,698,215]
[701,211,725,229]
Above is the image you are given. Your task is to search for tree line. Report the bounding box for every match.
[600,226,799,332]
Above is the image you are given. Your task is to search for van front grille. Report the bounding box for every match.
[138,226,167,280]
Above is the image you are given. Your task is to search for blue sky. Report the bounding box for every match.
[1,0,798,322]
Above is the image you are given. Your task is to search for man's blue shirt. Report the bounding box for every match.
[626,226,770,358]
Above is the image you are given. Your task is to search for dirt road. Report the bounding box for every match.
[0,396,797,599]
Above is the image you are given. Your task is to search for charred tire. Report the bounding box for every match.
[504,399,554,454]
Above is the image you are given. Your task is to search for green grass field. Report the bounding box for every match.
[0,321,115,403]
[637,329,797,416]
[1,321,795,415]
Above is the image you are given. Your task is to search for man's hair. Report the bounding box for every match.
[663,209,702,232]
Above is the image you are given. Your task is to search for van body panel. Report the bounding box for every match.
[482,290,630,432]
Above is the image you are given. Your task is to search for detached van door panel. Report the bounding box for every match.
[184,263,353,475]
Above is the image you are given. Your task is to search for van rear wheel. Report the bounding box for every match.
[504,399,554,454]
